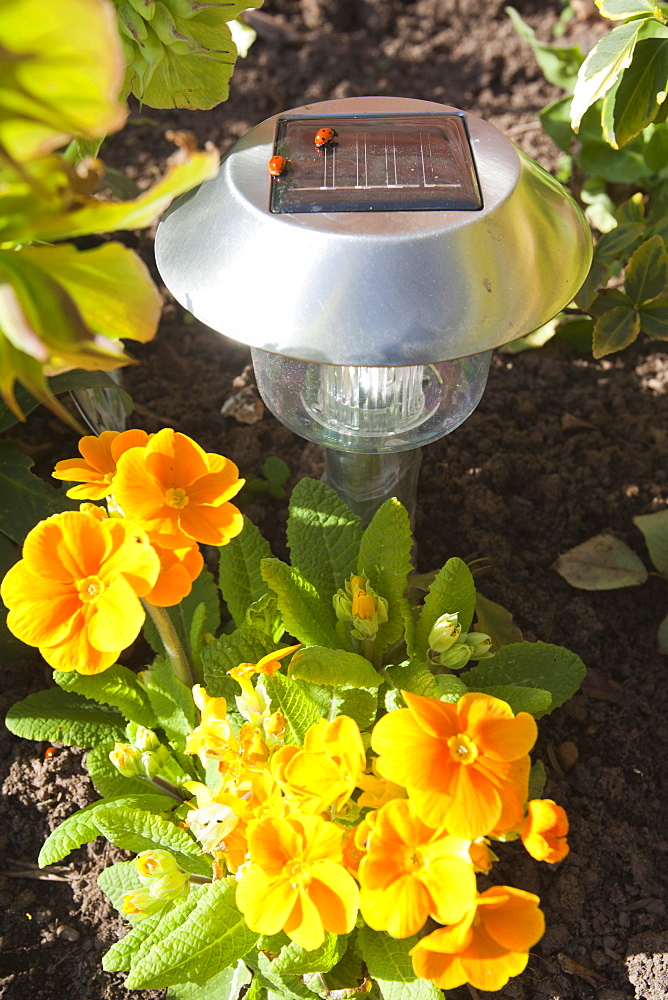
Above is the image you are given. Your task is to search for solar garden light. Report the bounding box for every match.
[155,97,591,524]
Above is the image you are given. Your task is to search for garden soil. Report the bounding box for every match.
[2,1,668,998]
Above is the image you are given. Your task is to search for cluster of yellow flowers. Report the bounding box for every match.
[181,654,570,993]
[0,429,243,672]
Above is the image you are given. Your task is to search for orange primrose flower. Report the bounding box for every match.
[0,510,159,673]
[371,691,537,840]
[358,798,477,938]
[521,799,570,863]
[143,540,204,608]
[52,429,151,500]
[112,428,244,547]
[410,886,545,992]
[236,813,359,950]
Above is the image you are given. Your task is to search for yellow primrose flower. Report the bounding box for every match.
[271,716,366,815]
[236,813,359,951]
[228,644,301,724]
[333,573,389,641]
[185,685,237,765]
[358,798,477,939]
[184,780,244,855]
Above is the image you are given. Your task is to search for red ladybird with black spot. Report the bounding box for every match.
[314,127,337,148]
[268,155,287,177]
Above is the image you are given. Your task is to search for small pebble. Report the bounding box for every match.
[56,924,80,942]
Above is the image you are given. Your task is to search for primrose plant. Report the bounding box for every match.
[2,428,586,998]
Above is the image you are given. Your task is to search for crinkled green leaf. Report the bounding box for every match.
[91,803,212,877]
[463,641,586,717]
[385,659,437,699]
[288,647,382,691]
[55,664,157,728]
[506,6,584,90]
[271,933,348,976]
[601,37,668,146]
[553,533,648,588]
[0,440,78,542]
[143,568,220,661]
[218,516,273,628]
[432,673,469,703]
[201,626,277,699]
[300,680,378,732]
[633,508,668,574]
[0,0,127,161]
[166,960,252,1000]
[5,687,125,746]
[139,657,198,747]
[413,557,476,659]
[625,235,668,306]
[124,881,257,989]
[465,684,552,717]
[358,927,440,1000]
[262,558,339,649]
[255,952,314,1000]
[98,859,143,912]
[474,592,523,652]
[85,741,154,799]
[357,499,413,662]
[103,911,165,972]
[639,296,668,338]
[592,304,640,357]
[287,478,362,604]
[38,793,175,866]
[243,593,284,644]
[264,671,325,745]
[571,20,644,132]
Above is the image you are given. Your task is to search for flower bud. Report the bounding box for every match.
[135,849,180,882]
[463,632,494,660]
[428,613,461,653]
[437,642,472,669]
[121,888,167,920]
[131,724,160,752]
[109,743,140,777]
[333,573,389,641]
[148,870,190,900]
[139,750,161,779]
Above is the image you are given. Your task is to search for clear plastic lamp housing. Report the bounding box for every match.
[250,348,492,454]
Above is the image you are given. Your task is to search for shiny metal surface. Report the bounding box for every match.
[155,96,592,366]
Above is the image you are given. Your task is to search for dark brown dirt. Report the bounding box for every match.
[3,1,668,998]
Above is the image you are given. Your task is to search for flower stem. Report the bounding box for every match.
[143,601,195,688]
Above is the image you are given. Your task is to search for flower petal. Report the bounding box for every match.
[236,865,297,935]
[477,886,545,952]
[460,693,537,762]
[308,860,359,935]
[87,576,145,652]
[372,709,450,793]
[420,856,477,925]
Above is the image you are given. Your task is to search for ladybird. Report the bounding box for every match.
[268,155,287,177]
[314,127,337,148]
[44,746,58,759]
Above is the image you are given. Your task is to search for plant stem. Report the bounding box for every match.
[147,775,188,802]
[143,601,195,688]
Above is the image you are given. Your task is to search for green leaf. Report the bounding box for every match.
[287,479,362,604]
[288,647,382,691]
[54,664,157,728]
[139,658,198,746]
[261,558,339,649]
[540,95,576,153]
[595,221,646,260]
[529,759,547,799]
[474,592,523,652]
[358,500,413,661]
[38,793,176,866]
[85,742,153,798]
[432,673,469,703]
[219,516,273,628]
[243,593,285,644]
[466,684,552,716]
[597,0,660,17]
[201,626,278,699]
[575,257,612,311]
[358,927,441,1000]
[385,659,437,699]
[264,671,325,744]
[625,235,668,305]
[166,961,252,1000]
[271,934,348,976]
[302,681,379,732]
[506,6,584,90]
[463,641,586,717]
[91,803,212,877]
[592,304,640,357]
[124,881,258,989]
[5,687,126,746]
[413,558,476,659]
[143,568,221,660]
[0,0,127,161]
[639,296,668,338]
[601,37,668,146]
[633,508,668,574]
[98,859,142,912]
[0,440,77,543]
[553,533,648,588]
[103,911,166,972]
[571,20,644,132]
